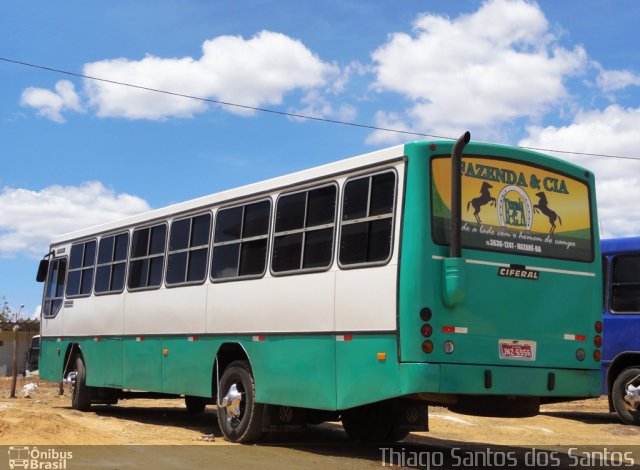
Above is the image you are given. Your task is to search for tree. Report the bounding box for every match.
[0,297,22,322]
[0,296,10,322]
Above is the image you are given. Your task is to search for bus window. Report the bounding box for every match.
[66,240,96,298]
[95,232,129,294]
[128,224,167,290]
[166,213,212,285]
[272,184,337,273]
[212,200,270,280]
[43,257,67,317]
[611,255,640,313]
[602,255,608,311]
[339,171,396,266]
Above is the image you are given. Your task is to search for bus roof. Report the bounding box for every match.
[51,144,405,245]
[602,237,640,255]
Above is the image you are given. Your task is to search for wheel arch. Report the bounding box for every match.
[62,343,85,377]
[212,342,253,399]
[607,351,640,411]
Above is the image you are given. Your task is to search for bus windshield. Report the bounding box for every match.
[431,155,593,262]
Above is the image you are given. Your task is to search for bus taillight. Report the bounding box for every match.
[594,335,602,348]
[595,321,603,333]
[421,324,432,338]
[593,350,601,362]
[420,308,432,322]
[422,340,434,354]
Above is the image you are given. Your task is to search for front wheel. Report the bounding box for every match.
[216,361,264,443]
[70,355,92,411]
[612,366,640,425]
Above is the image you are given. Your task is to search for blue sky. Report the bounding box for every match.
[1,0,640,317]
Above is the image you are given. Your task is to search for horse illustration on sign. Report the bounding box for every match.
[533,192,562,234]
[467,182,496,223]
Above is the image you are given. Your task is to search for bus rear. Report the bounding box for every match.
[398,139,601,416]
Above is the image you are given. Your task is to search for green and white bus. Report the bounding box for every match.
[36,134,602,443]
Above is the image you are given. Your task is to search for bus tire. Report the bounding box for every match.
[71,355,92,412]
[612,366,640,425]
[342,401,406,442]
[185,396,208,413]
[216,360,264,443]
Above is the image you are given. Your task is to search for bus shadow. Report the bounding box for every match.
[78,405,640,468]
[89,404,220,436]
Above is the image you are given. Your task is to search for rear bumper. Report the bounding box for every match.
[400,362,601,398]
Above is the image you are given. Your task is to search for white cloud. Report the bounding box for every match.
[596,69,640,92]
[80,30,339,120]
[519,105,640,238]
[30,305,41,321]
[368,0,587,144]
[0,182,150,258]
[289,90,357,123]
[365,111,417,146]
[20,80,83,123]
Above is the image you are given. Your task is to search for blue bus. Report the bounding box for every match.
[602,237,640,425]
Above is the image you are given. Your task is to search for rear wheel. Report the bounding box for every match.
[70,355,91,411]
[342,401,408,442]
[612,366,640,425]
[216,361,264,443]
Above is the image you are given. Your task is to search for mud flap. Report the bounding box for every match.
[392,399,429,432]
[261,405,307,432]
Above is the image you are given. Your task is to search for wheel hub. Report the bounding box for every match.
[624,381,640,412]
[220,383,243,425]
[65,371,78,394]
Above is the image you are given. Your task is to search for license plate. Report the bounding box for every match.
[499,339,536,361]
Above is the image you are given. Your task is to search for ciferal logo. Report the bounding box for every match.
[498,265,539,281]
[8,446,73,469]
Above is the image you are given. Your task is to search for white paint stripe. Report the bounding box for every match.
[466,259,509,268]
[432,255,595,277]
[529,266,595,277]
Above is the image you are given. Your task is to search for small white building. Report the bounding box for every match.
[0,320,39,376]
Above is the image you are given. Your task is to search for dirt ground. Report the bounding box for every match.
[1,376,639,469]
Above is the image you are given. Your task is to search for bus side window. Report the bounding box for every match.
[212,200,271,280]
[272,184,337,274]
[611,255,640,313]
[128,224,167,290]
[339,170,397,267]
[166,213,212,286]
[602,255,608,312]
[66,240,96,298]
[43,258,67,317]
[95,232,130,294]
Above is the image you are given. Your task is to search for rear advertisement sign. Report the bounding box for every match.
[431,156,593,262]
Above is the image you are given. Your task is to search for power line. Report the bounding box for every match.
[1,56,446,140]
[2,56,639,161]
